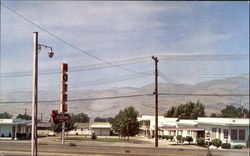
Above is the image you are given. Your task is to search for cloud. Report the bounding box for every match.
[181,32,233,45]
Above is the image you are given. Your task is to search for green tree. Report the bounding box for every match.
[164,100,206,119]
[112,106,140,139]
[221,105,249,118]
[72,113,89,123]
[212,138,222,148]
[185,136,193,144]
[51,116,76,133]
[209,113,220,117]
[0,112,12,119]
[16,114,32,120]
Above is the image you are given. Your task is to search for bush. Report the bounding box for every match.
[166,135,169,140]
[162,135,170,140]
[158,135,162,139]
[169,135,174,141]
[176,135,185,143]
[177,135,183,143]
[212,139,222,148]
[197,137,205,146]
[91,133,97,140]
[233,144,243,149]
[69,143,77,146]
[205,141,212,146]
[185,136,193,144]
[221,143,231,149]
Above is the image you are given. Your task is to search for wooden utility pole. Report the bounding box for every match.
[39,113,43,122]
[24,108,27,116]
[152,56,159,147]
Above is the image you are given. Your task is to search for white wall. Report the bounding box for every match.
[92,128,110,136]
[0,125,12,137]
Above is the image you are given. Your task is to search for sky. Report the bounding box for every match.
[0,1,249,96]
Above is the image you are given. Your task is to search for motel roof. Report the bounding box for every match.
[0,119,31,125]
[159,126,204,131]
[90,122,111,129]
[197,117,249,126]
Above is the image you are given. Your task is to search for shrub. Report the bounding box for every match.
[165,135,170,140]
[205,141,212,146]
[221,143,231,149]
[91,133,97,140]
[176,135,185,143]
[197,137,205,146]
[185,136,193,144]
[158,135,162,139]
[212,139,222,148]
[162,135,167,140]
[177,135,182,143]
[233,144,243,149]
[69,143,77,146]
[169,135,174,141]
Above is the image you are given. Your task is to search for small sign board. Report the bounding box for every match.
[55,113,70,122]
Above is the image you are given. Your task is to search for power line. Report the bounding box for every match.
[0,2,149,76]
[0,93,248,104]
[158,93,250,97]
[0,94,153,103]
[2,72,154,92]
[0,56,150,77]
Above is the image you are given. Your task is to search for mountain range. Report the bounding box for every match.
[1,74,249,121]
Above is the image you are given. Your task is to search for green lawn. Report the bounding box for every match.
[65,137,132,143]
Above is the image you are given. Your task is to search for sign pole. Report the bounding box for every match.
[60,63,68,144]
[62,121,65,144]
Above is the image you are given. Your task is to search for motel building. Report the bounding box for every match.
[90,122,112,136]
[0,119,31,140]
[138,115,249,146]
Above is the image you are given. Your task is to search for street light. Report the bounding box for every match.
[32,32,54,156]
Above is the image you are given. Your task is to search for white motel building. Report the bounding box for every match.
[138,115,249,146]
[0,119,31,140]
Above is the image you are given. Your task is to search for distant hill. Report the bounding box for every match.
[1,74,249,121]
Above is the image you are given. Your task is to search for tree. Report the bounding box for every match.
[71,113,89,123]
[16,114,32,120]
[0,112,12,119]
[221,105,249,118]
[212,138,222,148]
[209,113,220,117]
[164,100,206,119]
[112,106,140,139]
[185,136,193,144]
[94,117,114,123]
[51,115,76,133]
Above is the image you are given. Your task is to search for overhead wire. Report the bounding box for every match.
[0,2,149,76]
[0,93,249,104]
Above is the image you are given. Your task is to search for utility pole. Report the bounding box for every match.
[32,32,38,156]
[39,113,43,122]
[152,56,159,147]
[31,32,54,156]
[24,108,27,116]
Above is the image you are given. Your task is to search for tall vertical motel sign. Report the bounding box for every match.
[60,63,68,113]
[51,63,70,124]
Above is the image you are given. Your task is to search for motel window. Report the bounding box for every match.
[223,129,228,139]
[212,128,216,138]
[231,129,238,140]
[239,130,245,140]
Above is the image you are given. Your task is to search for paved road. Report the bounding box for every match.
[0,142,248,156]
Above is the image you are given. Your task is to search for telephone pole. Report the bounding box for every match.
[24,109,27,116]
[152,56,159,147]
[31,32,54,156]
[39,113,43,122]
